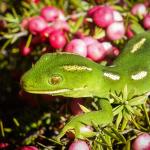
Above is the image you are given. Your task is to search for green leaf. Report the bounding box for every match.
[109,92,122,103]
[39,135,64,146]
[132,107,142,117]
[97,134,112,150]
[131,117,148,131]
[79,104,91,113]
[70,16,84,33]
[103,128,120,141]
[70,0,85,10]
[93,27,105,39]
[13,117,20,127]
[4,128,12,133]
[130,23,145,34]
[120,117,128,131]
[111,127,126,144]
[123,110,131,121]
[116,111,123,129]
[124,0,133,7]
[113,105,124,116]
[125,105,134,114]
[3,34,13,39]
[127,13,138,22]
[1,39,11,51]
[128,95,147,106]
[123,140,131,150]
[111,5,125,12]
[0,120,5,137]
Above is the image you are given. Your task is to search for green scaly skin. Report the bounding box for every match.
[20,32,150,140]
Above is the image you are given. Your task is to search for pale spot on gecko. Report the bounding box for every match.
[130,38,146,53]
[62,65,92,72]
[104,72,120,80]
[131,71,147,80]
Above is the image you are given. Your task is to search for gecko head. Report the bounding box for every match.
[20,52,99,97]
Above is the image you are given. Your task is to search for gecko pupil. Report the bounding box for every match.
[50,76,62,85]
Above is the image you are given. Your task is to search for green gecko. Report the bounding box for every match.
[20,32,150,140]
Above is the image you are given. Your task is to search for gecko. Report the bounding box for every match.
[20,32,150,140]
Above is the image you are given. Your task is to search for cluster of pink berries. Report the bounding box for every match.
[88,5,125,41]
[20,6,69,56]
[127,3,150,38]
[63,5,121,62]
[20,3,150,63]
[65,36,119,62]
[132,3,150,29]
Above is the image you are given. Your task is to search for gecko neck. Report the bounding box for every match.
[94,64,123,98]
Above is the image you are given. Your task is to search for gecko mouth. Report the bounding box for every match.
[23,87,87,95]
[24,88,72,95]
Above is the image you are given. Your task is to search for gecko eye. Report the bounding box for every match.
[49,75,62,85]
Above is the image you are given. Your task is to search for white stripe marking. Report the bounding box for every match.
[131,71,147,80]
[131,38,146,53]
[104,72,120,80]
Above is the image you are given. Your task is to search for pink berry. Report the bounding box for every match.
[40,6,59,22]
[21,47,32,56]
[52,20,70,31]
[28,16,47,35]
[49,30,66,49]
[82,36,98,46]
[21,17,32,30]
[40,26,54,41]
[131,3,147,17]
[65,39,87,57]
[104,45,120,58]
[106,22,125,40]
[126,24,135,38]
[0,143,9,149]
[87,42,105,61]
[19,42,32,56]
[144,1,150,7]
[57,10,66,21]
[70,99,84,115]
[93,6,114,28]
[79,126,93,135]
[26,0,40,3]
[143,14,150,29]
[32,0,40,3]
[87,6,102,17]
[112,46,120,56]
[101,42,113,55]
[132,133,150,150]
[16,146,38,150]
[69,140,90,150]
[112,10,123,22]
[74,31,85,39]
